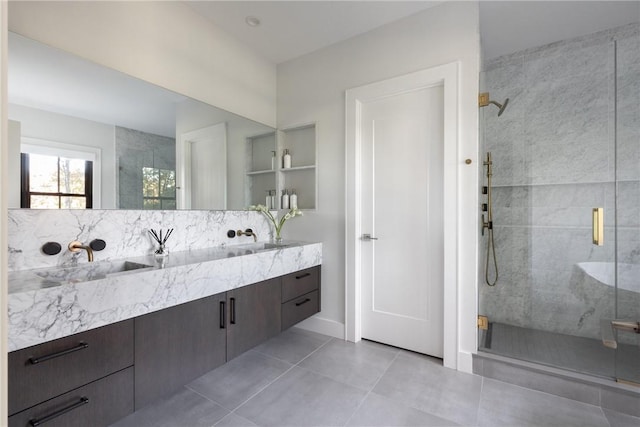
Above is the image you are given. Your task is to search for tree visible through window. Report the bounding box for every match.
[21,153,93,209]
[142,167,176,210]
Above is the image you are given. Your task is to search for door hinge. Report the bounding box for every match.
[617,378,640,388]
[477,315,489,330]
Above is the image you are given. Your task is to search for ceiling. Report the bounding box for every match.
[185,1,442,64]
[186,1,640,64]
[8,1,640,137]
[480,1,640,60]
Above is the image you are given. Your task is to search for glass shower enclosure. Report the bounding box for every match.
[478,21,639,384]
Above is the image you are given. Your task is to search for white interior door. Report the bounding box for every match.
[179,123,227,210]
[359,85,444,357]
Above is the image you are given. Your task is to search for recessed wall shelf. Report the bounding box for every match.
[246,169,276,176]
[245,123,317,210]
[245,132,277,207]
[280,165,315,172]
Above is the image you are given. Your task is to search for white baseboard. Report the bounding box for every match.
[294,315,345,339]
[458,351,474,374]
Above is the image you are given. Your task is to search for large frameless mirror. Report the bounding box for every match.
[8,32,274,211]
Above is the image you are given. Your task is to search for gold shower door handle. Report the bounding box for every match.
[592,208,603,246]
[612,320,640,334]
[601,319,640,349]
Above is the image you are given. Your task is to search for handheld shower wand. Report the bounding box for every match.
[482,152,499,286]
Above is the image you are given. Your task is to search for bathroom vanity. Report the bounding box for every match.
[7,242,321,427]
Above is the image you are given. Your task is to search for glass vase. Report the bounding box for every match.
[154,243,168,258]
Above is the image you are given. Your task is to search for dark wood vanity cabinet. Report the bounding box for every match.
[281,266,321,330]
[134,293,227,409]
[8,320,134,426]
[135,278,283,407]
[226,278,282,360]
[9,266,321,424]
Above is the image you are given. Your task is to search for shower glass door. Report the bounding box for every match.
[614,29,640,386]
[478,21,640,382]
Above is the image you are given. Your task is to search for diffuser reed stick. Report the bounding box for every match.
[149,228,173,256]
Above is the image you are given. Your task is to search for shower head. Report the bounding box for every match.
[491,98,509,116]
[479,92,509,116]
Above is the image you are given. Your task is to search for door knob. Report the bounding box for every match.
[361,234,378,241]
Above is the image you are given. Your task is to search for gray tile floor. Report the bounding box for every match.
[112,327,640,427]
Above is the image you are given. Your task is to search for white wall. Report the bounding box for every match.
[277,1,480,368]
[9,104,116,209]
[8,1,277,128]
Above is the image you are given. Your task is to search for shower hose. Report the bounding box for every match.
[485,226,498,286]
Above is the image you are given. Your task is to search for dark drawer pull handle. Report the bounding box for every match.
[230,297,236,324]
[29,397,89,426]
[220,301,226,329]
[295,273,311,280]
[28,342,89,365]
[295,298,311,307]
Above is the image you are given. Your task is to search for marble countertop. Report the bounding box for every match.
[8,241,322,352]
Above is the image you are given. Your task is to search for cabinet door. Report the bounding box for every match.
[9,319,134,416]
[134,294,226,409]
[9,367,133,427]
[227,278,281,360]
[281,266,320,303]
[282,290,320,331]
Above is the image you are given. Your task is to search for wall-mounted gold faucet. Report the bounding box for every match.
[237,229,257,242]
[68,241,94,262]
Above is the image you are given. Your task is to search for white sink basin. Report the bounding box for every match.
[34,260,154,283]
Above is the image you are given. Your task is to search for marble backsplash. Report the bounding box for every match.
[8,209,276,271]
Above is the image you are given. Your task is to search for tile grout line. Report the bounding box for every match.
[341,349,402,427]
[251,334,333,366]
[184,385,238,413]
[221,337,336,416]
[600,405,612,427]
[293,336,335,366]
[475,376,486,427]
[294,342,401,393]
[377,351,479,426]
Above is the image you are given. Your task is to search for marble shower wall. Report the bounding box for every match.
[479,23,640,340]
[116,126,176,209]
[8,209,274,271]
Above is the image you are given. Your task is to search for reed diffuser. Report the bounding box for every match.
[149,228,173,258]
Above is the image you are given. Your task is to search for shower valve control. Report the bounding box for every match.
[481,216,493,236]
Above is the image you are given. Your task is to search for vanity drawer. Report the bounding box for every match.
[282,290,320,330]
[9,319,134,416]
[281,266,320,303]
[8,367,134,427]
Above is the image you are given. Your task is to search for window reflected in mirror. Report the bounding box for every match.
[142,167,176,210]
[21,153,93,209]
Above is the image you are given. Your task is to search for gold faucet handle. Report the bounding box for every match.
[68,241,84,252]
[68,241,94,262]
